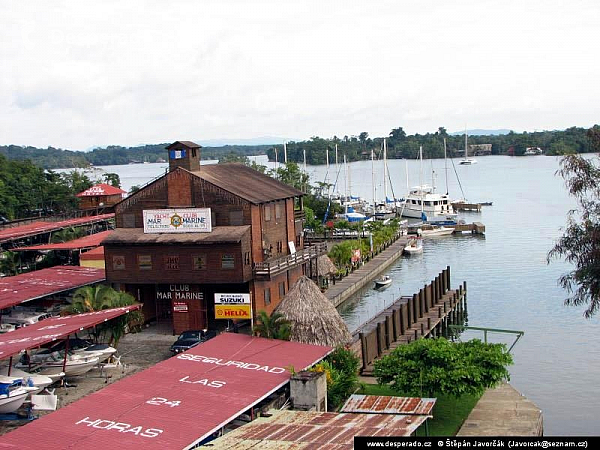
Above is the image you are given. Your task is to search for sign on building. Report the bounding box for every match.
[143,208,212,234]
[214,293,252,320]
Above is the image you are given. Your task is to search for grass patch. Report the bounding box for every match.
[357,383,481,436]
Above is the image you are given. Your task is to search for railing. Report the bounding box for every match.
[253,242,327,278]
[294,210,306,221]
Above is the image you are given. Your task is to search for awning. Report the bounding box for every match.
[0,305,140,360]
[0,266,105,310]
[12,231,112,252]
[0,333,332,450]
[0,214,114,244]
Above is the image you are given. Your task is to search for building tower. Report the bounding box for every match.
[166,141,201,172]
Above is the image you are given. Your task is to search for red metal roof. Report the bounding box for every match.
[12,230,112,252]
[79,246,104,260]
[206,409,430,448]
[340,394,436,416]
[0,214,114,244]
[0,306,140,360]
[0,266,105,310]
[76,183,126,197]
[0,334,332,450]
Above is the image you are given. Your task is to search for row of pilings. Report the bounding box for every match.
[355,266,468,376]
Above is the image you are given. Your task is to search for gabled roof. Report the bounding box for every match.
[193,163,304,204]
[166,140,201,149]
[76,183,126,197]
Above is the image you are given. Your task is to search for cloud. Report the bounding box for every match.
[1,0,599,150]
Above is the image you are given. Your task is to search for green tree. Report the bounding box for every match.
[0,251,21,276]
[270,162,310,192]
[310,347,361,410]
[252,310,291,340]
[374,338,513,398]
[103,172,121,188]
[548,154,600,317]
[64,285,143,346]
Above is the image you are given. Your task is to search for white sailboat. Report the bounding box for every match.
[459,129,477,165]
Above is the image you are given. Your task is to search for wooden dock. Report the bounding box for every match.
[410,222,486,235]
[324,236,408,307]
[352,267,468,376]
[452,201,482,212]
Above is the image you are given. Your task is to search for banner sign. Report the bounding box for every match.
[143,208,212,234]
[215,293,251,320]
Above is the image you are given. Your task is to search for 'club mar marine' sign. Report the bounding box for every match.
[143,208,212,233]
[214,293,251,320]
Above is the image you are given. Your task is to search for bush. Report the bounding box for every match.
[311,347,361,410]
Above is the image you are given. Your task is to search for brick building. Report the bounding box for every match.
[103,141,326,333]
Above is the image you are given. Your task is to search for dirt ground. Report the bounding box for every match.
[0,321,176,436]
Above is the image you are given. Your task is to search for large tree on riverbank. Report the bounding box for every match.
[548,154,600,318]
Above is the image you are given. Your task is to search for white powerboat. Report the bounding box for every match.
[419,226,455,237]
[374,275,392,289]
[35,352,100,377]
[0,376,37,414]
[401,185,456,220]
[0,367,54,394]
[404,238,423,255]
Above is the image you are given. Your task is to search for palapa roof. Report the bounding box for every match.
[317,254,337,276]
[275,276,352,347]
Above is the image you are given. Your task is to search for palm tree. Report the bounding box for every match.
[64,285,143,346]
[253,310,291,340]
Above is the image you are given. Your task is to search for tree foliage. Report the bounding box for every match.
[252,310,291,340]
[310,346,361,410]
[548,154,600,317]
[374,338,513,398]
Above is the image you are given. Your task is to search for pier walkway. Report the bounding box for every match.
[324,236,408,307]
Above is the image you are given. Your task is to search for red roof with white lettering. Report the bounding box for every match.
[12,230,112,252]
[76,183,126,197]
[0,214,114,243]
[0,333,332,450]
[0,305,141,360]
[0,266,105,310]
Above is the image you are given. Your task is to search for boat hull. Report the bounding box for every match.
[0,390,29,413]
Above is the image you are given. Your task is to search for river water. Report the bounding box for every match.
[90,155,600,435]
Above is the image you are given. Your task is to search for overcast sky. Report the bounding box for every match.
[1,0,599,150]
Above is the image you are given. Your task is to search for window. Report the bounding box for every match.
[276,241,283,254]
[264,288,271,306]
[279,281,286,298]
[275,203,282,219]
[164,255,179,270]
[138,255,152,270]
[112,255,126,271]
[264,205,271,221]
[244,252,251,265]
[221,254,235,269]
[192,254,207,270]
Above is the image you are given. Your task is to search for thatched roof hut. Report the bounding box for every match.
[275,276,352,347]
[317,255,337,277]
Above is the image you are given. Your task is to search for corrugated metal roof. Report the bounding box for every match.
[166,140,201,149]
[12,230,112,252]
[206,409,429,449]
[76,183,126,197]
[102,225,250,245]
[340,394,436,416]
[0,305,140,360]
[0,334,332,450]
[0,214,114,244]
[193,163,304,204]
[79,246,104,260]
[0,266,105,310]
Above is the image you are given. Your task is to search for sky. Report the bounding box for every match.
[1,0,599,150]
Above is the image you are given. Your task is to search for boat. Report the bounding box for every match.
[459,129,477,165]
[0,376,37,414]
[32,352,100,377]
[0,367,54,394]
[418,226,455,237]
[374,275,392,289]
[404,238,423,255]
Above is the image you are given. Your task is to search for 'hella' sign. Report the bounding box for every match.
[214,293,251,320]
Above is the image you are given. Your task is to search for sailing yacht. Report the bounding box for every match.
[459,130,477,165]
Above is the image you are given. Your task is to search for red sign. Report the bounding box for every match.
[351,248,361,263]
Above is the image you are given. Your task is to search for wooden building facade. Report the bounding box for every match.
[103,141,325,334]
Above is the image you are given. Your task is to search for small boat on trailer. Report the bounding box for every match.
[374,275,392,289]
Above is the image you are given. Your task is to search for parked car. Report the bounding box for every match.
[170,329,217,354]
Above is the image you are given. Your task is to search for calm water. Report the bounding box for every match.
[93,155,599,435]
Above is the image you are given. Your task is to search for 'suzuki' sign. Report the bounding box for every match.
[215,293,251,319]
[143,208,212,233]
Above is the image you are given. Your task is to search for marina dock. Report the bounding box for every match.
[324,235,408,307]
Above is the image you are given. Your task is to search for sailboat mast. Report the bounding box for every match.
[344,154,348,213]
[465,127,468,160]
[383,139,387,205]
[371,149,376,209]
[444,138,449,195]
[419,146,424,216]
[284,142,287,163]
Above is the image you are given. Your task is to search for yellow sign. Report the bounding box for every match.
[215,304,252,319]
